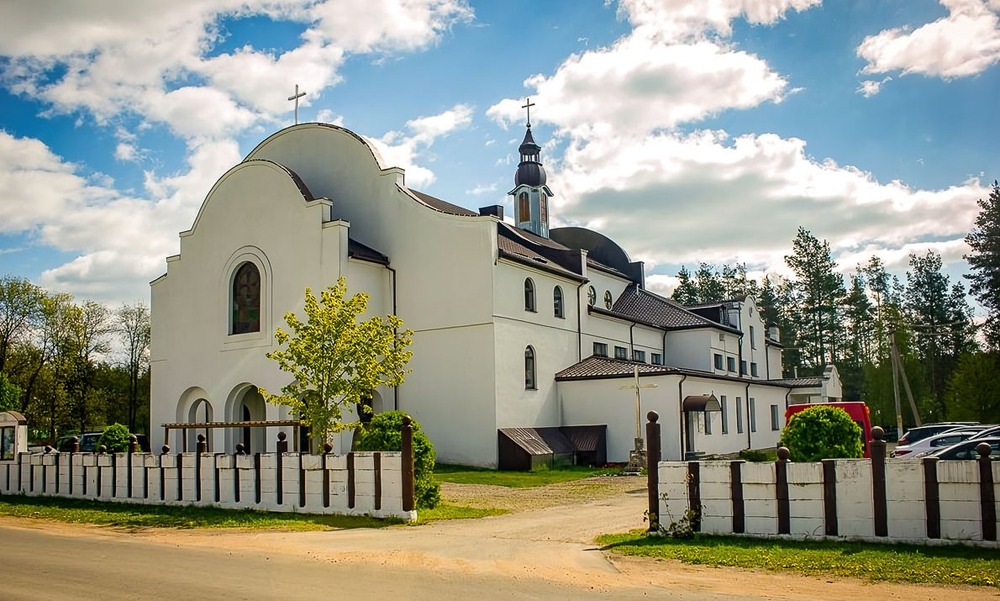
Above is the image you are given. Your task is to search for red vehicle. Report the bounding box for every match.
[784,401,874,458]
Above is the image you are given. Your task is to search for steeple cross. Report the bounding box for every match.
[288,84,306,125]
[521,97,535,127]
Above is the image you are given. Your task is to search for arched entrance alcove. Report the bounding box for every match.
[174,387,213,452]
[228,384,267,453]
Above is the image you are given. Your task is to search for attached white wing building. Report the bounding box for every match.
[150,122,841,467]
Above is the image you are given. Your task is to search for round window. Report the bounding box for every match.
[587,286,596,306]
[604,290,613,309]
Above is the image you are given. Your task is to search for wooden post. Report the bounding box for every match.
[822,459,838,536]
[870,426,888,537]
[276,432,287,505]
[978,443,997,542]
[923,456,940,538]
[776,447,790,535]
[645,411,660,534]
[401,415,416,512]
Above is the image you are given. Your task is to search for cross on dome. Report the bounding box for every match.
[521,97,535,128]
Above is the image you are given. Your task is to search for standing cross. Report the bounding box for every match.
[288,84,306,125]
[621,365,657,440]
[521,97,535,127]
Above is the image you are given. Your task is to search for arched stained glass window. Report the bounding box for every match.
[231,262,261,334]
[524,346,536,390]
[553,286,564,318]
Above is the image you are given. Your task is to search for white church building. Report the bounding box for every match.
[150,121,842,467]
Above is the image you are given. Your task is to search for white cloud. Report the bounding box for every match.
[858,0,1000,80]
[618,0,821,42]
[0,131,241,301]
[0,0,473,142]
[856,77,892,97]
[367,104,474,189]
[466,182,499,195]
[549,128,985,276]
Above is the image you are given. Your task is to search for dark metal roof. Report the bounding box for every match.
[772,377,823,387]
[498,427,575,456]
[497,222,587,280]
[612,284,734,331]
[555,356,684,380]
[348,238,389,265]
[408,189,479,216]
[560,425,606,452]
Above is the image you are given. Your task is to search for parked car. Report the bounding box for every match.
[891,429,981,458]
[969,425,1000,440]
[923,437,1000,460]
[56,432,103,452]
[896,422,978,446]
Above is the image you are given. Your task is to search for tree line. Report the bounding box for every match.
[0,278,149,442]
[672,181,1000,428]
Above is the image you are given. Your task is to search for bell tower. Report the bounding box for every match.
[508,98,554,238]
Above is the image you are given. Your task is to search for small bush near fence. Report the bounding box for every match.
[354,410,440,508]
[97,423,131,453]
[780,405,862,461]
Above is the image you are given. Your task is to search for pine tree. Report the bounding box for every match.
[784,227,846,372]
[671,266,698,305]
[965,180,1000,352]
[904,251,959,418]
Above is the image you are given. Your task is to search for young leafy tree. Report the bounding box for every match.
[965,180,1000,352]
[116,302,151,432]
[0,275,44,374]
[262,278,413,447]
[946,352,1000,423]
[0,372,21,412]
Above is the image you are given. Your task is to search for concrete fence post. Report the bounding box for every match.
[870,426,888,537]
[129,435,139,454]
[401,415,415,512]
[645,411,660,534]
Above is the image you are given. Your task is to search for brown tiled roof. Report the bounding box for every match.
[348,239,389,265]
[611,285,730,330]
[408,189,479,216]
[771,377,823,387]
[555,356,684,380]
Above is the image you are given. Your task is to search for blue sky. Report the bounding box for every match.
[1,0,998,306]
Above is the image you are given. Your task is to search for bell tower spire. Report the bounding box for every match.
[508,98,554,238]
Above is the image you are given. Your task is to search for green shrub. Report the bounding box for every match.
[780,406,862,462]
[97,423,132,453]
[739,448,775,462]
[353,411,440,509]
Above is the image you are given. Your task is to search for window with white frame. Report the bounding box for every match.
[632,349,646,362]
[751,362,759,377]
[750,325,757,349]
[714,353,724,370]
[736,397,744,433]
[524,278,536,312]
[750,398,757,432]
[770,404,780,430]
[593,342,608,357]
[651,353,662,365]
[727,356,736,372]
[553,286,564,318]
[721,395,729,434]
[524,346,536,390]
[614,346,627,360]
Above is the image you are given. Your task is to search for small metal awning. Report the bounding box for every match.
[682,394,721,412]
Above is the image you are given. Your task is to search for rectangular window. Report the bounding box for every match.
[714,353,724,370]
[721,395,729,434]
[614,346,628,360]
[750,325,756,349]
[632,350,646,362]
[704,410,713,434]
[651,353,662,365]
[736,397,744,434]
[727,356,736,372]
[770,404,780,431]
[593,342,608,357]
[750,398,757,432]
[740,360,747,375]
[751,362,759,377]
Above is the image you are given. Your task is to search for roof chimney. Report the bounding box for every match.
[479,205,504,219]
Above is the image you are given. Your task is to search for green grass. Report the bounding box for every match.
[596,531,1000,588]
[411,503,509,523]
[0,494,399,530]
[433,464,614,488]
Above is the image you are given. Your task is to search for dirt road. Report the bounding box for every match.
[2,476,997,600]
